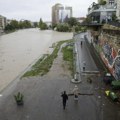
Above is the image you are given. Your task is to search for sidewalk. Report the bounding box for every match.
[72,33,99,83]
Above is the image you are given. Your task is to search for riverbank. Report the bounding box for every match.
[22,39,73,78]
[0,28,73,92]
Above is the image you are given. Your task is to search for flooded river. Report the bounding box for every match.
[0,28,73,91]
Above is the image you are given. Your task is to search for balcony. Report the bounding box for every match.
[88,4,116,15]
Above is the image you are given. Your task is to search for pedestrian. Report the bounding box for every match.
[72,85,79,101]
[61,91,68,109]
[81,41,82,46]
[83,61,86,71]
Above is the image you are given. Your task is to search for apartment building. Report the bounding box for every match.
[0,15,7,30]
[52,3,72,24]
[88,0,120,23]
[116,0,120,19]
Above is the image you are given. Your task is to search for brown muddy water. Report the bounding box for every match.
[0,28,73,91]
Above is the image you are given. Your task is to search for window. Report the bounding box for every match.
[109,0,115,5]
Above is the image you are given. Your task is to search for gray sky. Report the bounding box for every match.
[0,0,97,22]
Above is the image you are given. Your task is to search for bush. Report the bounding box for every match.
[56,23,70,32]
[14,92,24,105]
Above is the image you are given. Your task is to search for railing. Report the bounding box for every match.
[88,4,116,15]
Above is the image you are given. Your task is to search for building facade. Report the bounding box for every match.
[88,0,119,23]
[116,0,120,19]
[0,15,7,30]
[52,3,72,24]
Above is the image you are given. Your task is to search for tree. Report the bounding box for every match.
[83,17,92,24]
[39,18,48,30]
[99,0,106,5]
[33,22,38,27]
[66,17,78,27]
[56,23,70,32]
[23,20,32,28]
[10,20,19,29]
[39,18,43,28]
[112,13,117,21]
[5,24,14,31]
[52,23,57,30]
[5,20,19,31]
[40,23,48,30]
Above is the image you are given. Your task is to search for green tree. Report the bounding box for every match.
[40,23,48,30]
[56,23,70,32]
[5,20,19,31]
[112,13,117,21]
[5,24,14,31]
[33,22,38,27]
[10,20,19,29]
[66,17,78,27]
[99,0,106,5]
[39,18,43,28]
[19,21,24,29]
[23,20,32,28]
[39,18,48,30]
[52,23,57,30]
[83,17,92,24]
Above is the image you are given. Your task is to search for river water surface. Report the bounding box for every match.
[0,28,72,91]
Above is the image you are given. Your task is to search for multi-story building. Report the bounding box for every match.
[88,0,120,23]
[52,3,72,24]
[116,0,120,19]
[52,3,64,24]
[0,15,7,30]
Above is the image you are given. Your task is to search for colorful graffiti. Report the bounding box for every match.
[98,38,120,80]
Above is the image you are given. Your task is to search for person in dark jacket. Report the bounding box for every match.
[61,91,68,109]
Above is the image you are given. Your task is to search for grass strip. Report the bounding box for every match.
[62,41,74,76]
[21,40,71,78]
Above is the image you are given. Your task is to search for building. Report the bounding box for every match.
[0,15,7,30]
[116,0,120,20]
[87,0,120,23]
[52,3,72,24]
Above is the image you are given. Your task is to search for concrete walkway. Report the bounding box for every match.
[72,32,99,83]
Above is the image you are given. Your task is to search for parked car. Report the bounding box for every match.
[103,73,114,84]
[111,80,120,90]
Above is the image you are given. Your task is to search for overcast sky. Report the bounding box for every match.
[0,0,97,22]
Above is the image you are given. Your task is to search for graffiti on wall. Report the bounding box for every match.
[97,37,120,80]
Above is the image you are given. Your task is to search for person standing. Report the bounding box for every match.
[61,91,68,109]
[83,61,86,71]
[72,85,79,101]
[81,41,82,46]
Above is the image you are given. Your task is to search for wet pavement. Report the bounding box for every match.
[0,32,120,120]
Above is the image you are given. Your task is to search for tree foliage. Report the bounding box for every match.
[82,17,92,24]
[5,20,32,31]
[39,18,48,30]
[66,17,78,27]
[99,0,106,5]
[56,23,70,32]
[112,13,117,21]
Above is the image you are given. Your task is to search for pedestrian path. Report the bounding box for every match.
[72,33,99,83]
